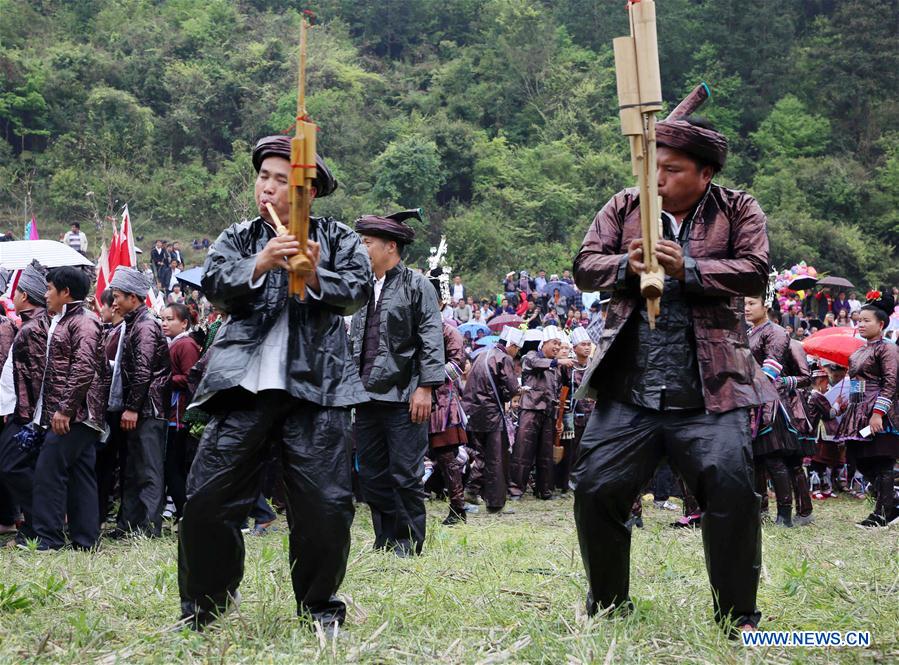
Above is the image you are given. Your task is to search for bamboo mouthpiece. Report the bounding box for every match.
[265,202,289,236]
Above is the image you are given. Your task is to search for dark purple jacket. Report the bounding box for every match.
[462,344,519,431]
[38,304,109,431]
[573,184,776,413]
[12,307,47,424]
[120,305,172,420]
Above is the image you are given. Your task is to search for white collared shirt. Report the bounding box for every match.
[373,274,387,304]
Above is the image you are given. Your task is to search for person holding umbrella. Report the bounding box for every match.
[833,298,899,528]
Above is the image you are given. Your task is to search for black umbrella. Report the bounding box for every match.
[176,266,204,291]
[788,275,818,291]
[817,276,855,289]
[540,280,577,299]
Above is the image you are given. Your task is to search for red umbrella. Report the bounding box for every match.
[487,313,523,332]
[802,327,863,367]
[809,326,854,338]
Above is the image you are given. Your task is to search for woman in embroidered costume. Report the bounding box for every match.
[745,296,805,527]
[835,298,899,528]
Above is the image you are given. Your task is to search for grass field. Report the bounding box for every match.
[0,494,896,664]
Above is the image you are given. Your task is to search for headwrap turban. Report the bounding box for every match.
[251,135,338,198]
[17,260,47,307]
[355,209,421,246]
[109,266,151,298]
[656,119,728,172]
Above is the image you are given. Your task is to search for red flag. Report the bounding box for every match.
[109,218,121,275]
[117,205,137,269]
[95,242,110,308]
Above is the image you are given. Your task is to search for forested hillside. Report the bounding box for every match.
[2,0,898,292]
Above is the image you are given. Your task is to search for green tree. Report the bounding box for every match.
[372,134,445,207]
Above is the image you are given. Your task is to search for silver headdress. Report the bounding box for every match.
[764,268,778,309]
[427,236,452,305]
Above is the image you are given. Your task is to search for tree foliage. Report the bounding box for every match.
[0,0,897,288]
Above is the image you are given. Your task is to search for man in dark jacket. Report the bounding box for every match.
[349,210,444,557]
[178,136,371,633]
[151,240,169,282]
[0,262,49,543]
[17,267,108,550]
[571,114,775,635]
[461,326,522,513]
[109,267,172,538]
[508,325,573,500]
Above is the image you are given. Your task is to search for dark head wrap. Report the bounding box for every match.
[355,209,421,246]
[109,266,151,298]
[251,135,338,198]
[656,119,728,172]
[17,260,47,307]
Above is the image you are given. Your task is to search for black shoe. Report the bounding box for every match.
[586,591,634,618]
[179,591,241,631]
[486,505,515,515]
[625,516,643,530]
[392,540,416,558]
[442,508,466,526]
[774,507,793,528]
[856,513,888,529]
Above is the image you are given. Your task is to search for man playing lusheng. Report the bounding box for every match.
[571,114,775,635]
[178,136,372,633]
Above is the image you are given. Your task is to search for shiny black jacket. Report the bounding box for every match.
[349,263,445,403]
[196,215,372,407]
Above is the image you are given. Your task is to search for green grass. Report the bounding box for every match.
[0,495,896,664]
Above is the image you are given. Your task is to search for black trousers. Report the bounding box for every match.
[0,422,18,525]
[652,461,675,501]
[572,400,761,628]
[355,401,428,555]
[853,455,897,520]
[116,418,167,537]
[178,390,354,626]
[466,429,507,510]
[0,422,34,537]
[165,425,198,520]
[30,424,100,549]
[95,412,127,526]
[555,423,585,492]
